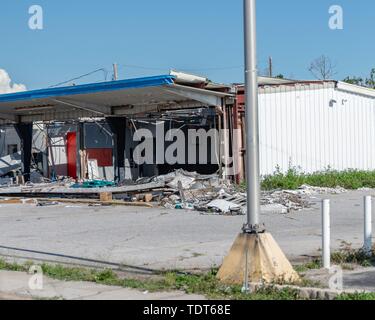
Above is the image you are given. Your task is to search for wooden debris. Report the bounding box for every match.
[0,198,35,204]
[0,181,166,197]
[99,192,113,202]
[135,193,154,202]
[34,198,153,208]
[0,196,152,208]
[15,176,25,185]
[144,193,153,203]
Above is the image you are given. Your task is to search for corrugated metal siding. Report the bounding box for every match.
[258,83,375,175]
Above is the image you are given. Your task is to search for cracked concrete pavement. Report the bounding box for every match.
[0,190,373,272]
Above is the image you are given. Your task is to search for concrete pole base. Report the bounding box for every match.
[217,232,300,285]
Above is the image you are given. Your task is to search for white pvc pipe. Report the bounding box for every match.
[364,196,372,254]
[322,199,331,270]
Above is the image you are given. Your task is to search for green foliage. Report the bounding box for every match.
[261,166,304,190]
[366,68,375,88]
[41,264,98,282]
[343,76,365,86]
[260,167,375,191]
[234,286,300,300]
[165,271,300,300]
[0,259,27,272]
[343,68,375,89]
[336,292,375,300]
[294,259,321,273]
[39,263,168,291]
[331,247,375,267]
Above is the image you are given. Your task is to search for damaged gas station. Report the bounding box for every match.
[0,71,258,217]
[0,72,236,184]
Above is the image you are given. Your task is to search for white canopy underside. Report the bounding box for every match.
[0,84,229,123]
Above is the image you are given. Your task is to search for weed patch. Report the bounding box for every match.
[294,259,321,273]
[331,247,375,267]
[259,167,375,191]
[336,292,375,300]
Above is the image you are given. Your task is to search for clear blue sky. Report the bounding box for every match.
[0,0,373,89]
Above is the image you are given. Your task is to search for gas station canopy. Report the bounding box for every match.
[0,75,231,123]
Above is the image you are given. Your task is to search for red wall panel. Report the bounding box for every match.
[86,148,113,167]
[67,132,77,179]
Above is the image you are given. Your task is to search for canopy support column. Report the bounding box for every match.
[107,117,126,183]
[14,123,33,182]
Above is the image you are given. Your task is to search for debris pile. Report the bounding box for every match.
[155,171,349,214]
[153,170,316,214]
[0,151,52,185]
[261,184,347,213]
[0,167,349,214]
[152,170,244,215]
[295,184,347,195]
[0,152,22,177]
[261,190,310,213]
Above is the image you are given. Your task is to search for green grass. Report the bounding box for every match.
[0,259,28,272]
[294,259,321,273]
[294,247,375,273]
[331,247,375,267]
[0,259,303,300]
[231,286,300,300]
[335,292,375,300]
[257,167,375,191]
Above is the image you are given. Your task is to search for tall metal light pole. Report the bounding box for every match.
[217,0,300,284]
[243,0,261,233]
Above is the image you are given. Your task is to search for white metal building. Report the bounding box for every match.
[256,80,375,175]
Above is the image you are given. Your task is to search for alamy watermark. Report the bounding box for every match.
[131,124,241,176]
[28,265,43,290]
[27,265,61,297]
[28,5,43,30]
[329,5,344,30]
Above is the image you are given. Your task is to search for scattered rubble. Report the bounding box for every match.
[155,169,312,214]
[153,170,243,215]
[206,199,241,214]
[156,171,350,215]
[0,152,21,176]
[293,184,347,195]
[261,184,348,213]
[0,168,350,214]
[261,190,310,213]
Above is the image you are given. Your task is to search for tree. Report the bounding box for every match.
[343,69,375,89]
[365,68,375,88]
[308,55,337,80]
[343,76,364,86]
